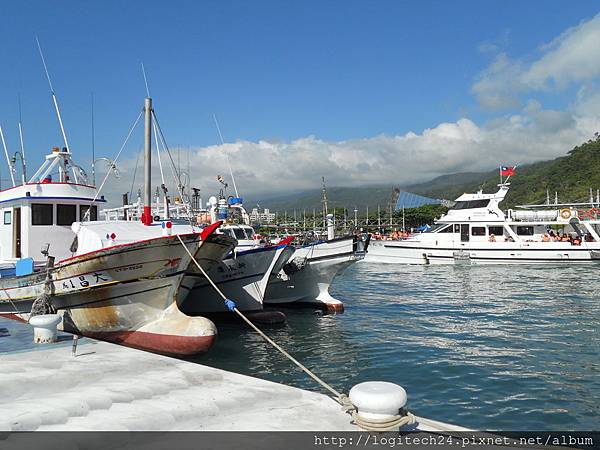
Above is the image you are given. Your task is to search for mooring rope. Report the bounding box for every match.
[176,234,416,431]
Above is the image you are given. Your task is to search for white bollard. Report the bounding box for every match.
[29,314,61,344]
[349,381,407,422]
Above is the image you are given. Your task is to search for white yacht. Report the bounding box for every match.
[365,183,600,264]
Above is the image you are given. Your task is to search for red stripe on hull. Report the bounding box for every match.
[0,313,27,323]
[84,330,216,356]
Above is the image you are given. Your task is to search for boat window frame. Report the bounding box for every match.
[31,203,54,226]
[3,210,11,225]
[516,225,534,236]
[57,204,77,226]
[488,225,504,236]
[79,205,98,222]
[471,226,486,236]
[452,199,491,210]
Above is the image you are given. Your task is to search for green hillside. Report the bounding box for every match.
[418,136,600,209]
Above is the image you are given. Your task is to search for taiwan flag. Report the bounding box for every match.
[500,166,516,177]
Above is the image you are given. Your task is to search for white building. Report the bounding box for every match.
[249,208,276,224]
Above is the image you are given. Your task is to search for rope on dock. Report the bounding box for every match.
[176,234,416,431]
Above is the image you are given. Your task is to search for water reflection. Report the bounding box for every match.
[196,262,600,430]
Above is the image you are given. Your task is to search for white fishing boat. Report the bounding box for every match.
[103,198,295,313]
[365,181,600,265]
[214,201,367,312]
[0,95,236,355]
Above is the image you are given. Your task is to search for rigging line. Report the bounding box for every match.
[129,148,142,201]
[151,110,194,225]
[152,116,166,187]
[83,109,143,221]
[212,113,239,198]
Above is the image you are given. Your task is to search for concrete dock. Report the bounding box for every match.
[0,337,358,431]
[0,317,467,434]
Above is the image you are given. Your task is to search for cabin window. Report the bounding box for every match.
[233,228,247,240]
[57,204,77,226]
[516,226,534,236]
[471,226,486,236]
[80,205,98,221]
[438,225,454,233]
[488,226,504,236]
[32,204,53,225]
[454,224,460,233]
[3,211,11,225]
[452,200,490,210]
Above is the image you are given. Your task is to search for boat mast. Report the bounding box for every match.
[36,38,71,155]
[142,97,153,226]
[321,176,328,231]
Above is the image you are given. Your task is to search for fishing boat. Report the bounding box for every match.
[103,197,295,313]
[365,181,600,264]
[0,96,237,355]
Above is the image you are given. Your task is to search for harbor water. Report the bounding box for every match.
[1,262,598,430]
[194,262,600,430]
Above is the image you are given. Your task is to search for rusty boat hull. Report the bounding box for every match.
[0,232,235,355]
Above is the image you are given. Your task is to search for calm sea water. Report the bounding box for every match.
[193,262,600,430]
[2,262,598,430]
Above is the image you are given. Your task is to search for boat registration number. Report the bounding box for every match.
[58,272,113,291]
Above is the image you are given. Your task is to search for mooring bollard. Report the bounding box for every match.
[28,314,61,344]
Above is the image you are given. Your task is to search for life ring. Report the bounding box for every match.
[560,208,572,220]
[589,208,598,220]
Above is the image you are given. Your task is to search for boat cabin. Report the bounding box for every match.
[0,149,104,267]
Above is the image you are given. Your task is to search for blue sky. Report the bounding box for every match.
[1,1,600,198]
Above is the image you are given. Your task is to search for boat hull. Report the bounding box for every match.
[364,240,600,265]
[0,233,230,355]
[181,242,292,313]
[264,236,361,310]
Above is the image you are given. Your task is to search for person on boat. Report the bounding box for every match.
[561,234,570,242]
[488,233,496,242]
[542,233,550,242]
[573,236,582,246]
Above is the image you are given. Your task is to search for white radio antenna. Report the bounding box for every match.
[0,125,16,187]
[141,62,151,97]
[212,113,239,198]
[17,94,27,184]
[35,36,73,159]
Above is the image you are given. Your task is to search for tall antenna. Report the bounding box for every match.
[141,62,151,97]
[17,94,27,184]
[91,92,96,185]
[0,125,16,186]
[212,113,239,198]
[35,36,73,161]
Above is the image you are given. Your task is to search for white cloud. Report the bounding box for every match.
[473,13,600,109]
[99,103,596,205]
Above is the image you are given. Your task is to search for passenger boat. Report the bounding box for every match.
[365,182,600,264]
[0,97,236,355]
